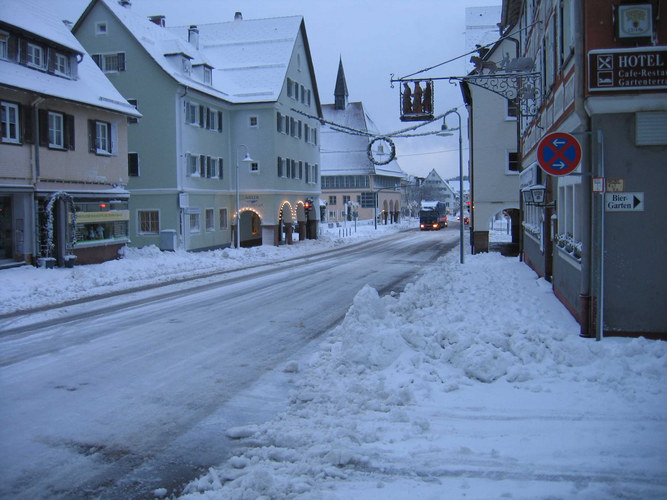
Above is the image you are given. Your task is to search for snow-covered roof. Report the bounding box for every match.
[169,16,304,104]
[76,0,229,102]
[0,0,86,54]
[321,101,405,179]
[0,0,140,117]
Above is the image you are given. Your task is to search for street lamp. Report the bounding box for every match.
[438,108,464,264]
[236,144,254,249]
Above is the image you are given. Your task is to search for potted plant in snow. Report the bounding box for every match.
[63,254,77,268]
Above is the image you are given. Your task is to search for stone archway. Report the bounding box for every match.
[279,202,295,245]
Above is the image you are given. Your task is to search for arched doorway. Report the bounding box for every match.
[279,202,294,245]
[239,209,262,247]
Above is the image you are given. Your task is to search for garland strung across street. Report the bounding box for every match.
[291,108,454,166]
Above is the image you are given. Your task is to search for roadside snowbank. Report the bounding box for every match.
[175,250,667,499]
[0,220,407,315]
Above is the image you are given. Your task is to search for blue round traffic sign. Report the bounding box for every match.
[537,132,582,176]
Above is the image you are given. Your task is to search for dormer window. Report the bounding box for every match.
[203,66,212,84]
[27,43,45,69]
[55,53,69,76]
[182,57,191,74]
[0,31,8,60]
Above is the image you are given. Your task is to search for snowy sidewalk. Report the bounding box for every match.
[169,248,667,500]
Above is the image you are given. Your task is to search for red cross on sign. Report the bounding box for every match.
[537,132,582,176]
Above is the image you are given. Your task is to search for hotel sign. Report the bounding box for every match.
[589,47,667,91]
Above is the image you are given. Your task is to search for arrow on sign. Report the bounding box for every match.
[634,196,642,209]
[552,138,567,148]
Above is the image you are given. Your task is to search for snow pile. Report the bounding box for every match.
[0,220,407,315]
[176,251,667,499]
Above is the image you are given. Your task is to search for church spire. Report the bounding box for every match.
[334,57,348,110]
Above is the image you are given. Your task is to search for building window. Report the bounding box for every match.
[206,208,215,231]
[95,121,110,154]
[203,66,212,84]
[249,116,258,127]
[250,162,259,173]
[54,53,69,76]
[277,156,283,177]
[1,101,20,143]
[92,52,126,72]
[508,152,519,173]
[128,152,139,176]
[27,43,45,69]
[185,102,198,125]
[185,153,198,176]
[507,100,518,118]
[329,195,337,205]
[48,112,64,148]
[343,195,351,204]
[361,192,375,208]
[218,158,224,179]
[127,99,138,124]
[138,210,159,234]
[0,31,8,60]
[189,211,200,233]
[219,208,228,229]
[276,112,283,133]
[287,78,293,98]
[95,22,108,35]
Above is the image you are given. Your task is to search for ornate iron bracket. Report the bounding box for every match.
[459,72,541,116]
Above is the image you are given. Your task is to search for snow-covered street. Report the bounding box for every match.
[1,221,666,499]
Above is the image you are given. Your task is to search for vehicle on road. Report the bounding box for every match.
[419,201,448,230]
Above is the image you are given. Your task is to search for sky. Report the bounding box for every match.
[63,0,503,180]
[2,222,665,498]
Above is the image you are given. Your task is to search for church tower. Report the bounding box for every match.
[334,57,349,110]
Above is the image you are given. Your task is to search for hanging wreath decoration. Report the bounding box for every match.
[367,136,396,166]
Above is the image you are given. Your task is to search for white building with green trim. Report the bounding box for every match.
[73,2,322,249]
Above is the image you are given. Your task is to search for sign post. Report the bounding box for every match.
[537,132,582,176]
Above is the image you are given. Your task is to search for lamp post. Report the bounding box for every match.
[236,144,254,249]
[438,108,464,264]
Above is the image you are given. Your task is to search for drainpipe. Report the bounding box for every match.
[31,97,44,180]
[177,86,188,250]
[572,0,595,338]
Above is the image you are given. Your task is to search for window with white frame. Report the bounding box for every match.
[205,208,215,231]
[95,22,108,36]
[203,66,212,85]
[507,99,518,118]
[0,31,8,60]
[186,153,198,176]
[276,112,283,133]
[48,112,64,148]
[249,116,258,127]
[95,121,110,154]
[219,208,228,229]
[250,161,259,173]
[557,182,583,254]
[138,210,159,234]
[27,43,44,69]
[55,53,69,76]
[189,210,200,233]
[186,102,198,125]
[92,52,125,72]
[1,101,20,143]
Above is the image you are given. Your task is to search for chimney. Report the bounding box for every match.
[234,12,243,21]
[148,15,166,27]
[188,25,199,49]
